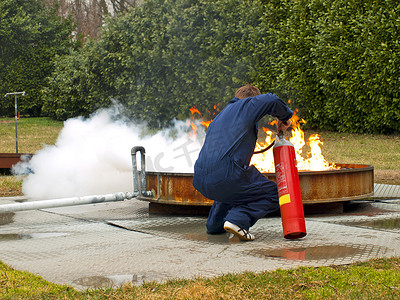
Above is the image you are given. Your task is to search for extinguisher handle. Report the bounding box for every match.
[277,130,284,139]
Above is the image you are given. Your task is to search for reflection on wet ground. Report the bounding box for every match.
[0,212,14,225]
[140,221,242,244]
[73,274,142,289]
[74,276,114,289]
[350,217,400,230]
[343,202,394,216]
[250,245,368,261]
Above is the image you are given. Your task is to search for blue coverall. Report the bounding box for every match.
[193,94,293,234]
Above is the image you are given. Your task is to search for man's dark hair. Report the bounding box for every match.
[235,84,261,99]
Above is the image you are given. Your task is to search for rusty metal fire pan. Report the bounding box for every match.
[138,164,374,206]
[0,153,32,169]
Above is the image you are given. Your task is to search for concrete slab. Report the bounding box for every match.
[375,183,400,199]
[0,194,400,290]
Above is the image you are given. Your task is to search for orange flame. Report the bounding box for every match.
[189,107,202,116]
[189,105,214,131]
[188,105,339,172]
[187,120,197,138]
[188,107,201,138]
[251,127,275,172]
[201,120,212,128]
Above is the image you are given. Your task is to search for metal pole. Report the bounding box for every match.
[14,94,18,154]
[4,91,25,154]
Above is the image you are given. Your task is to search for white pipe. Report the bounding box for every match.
[0,192,136,213]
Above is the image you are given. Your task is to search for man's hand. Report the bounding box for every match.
[277,119,291,132]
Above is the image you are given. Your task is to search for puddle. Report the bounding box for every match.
[351,217,400,230]
[73,274,143,289]
[14,199,27,203]
[0,212,14,225]
[0,232,70,241]
[343,202,394,216]
[250,245,368,261]
[73,276,114,289]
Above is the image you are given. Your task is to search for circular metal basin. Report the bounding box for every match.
[139,164,374,206]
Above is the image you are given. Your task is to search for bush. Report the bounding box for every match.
[0,0,75,117]
[258,0,400,133]
[43,0,267,127]
[42,42,112,120]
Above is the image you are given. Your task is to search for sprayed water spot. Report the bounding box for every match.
[249,244,383,261]
[0,212,15,225]
[0,232,70,241]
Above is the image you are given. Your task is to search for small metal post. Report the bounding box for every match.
[131,146,153,198]
[4,91,25,154]
[131,146,146,194]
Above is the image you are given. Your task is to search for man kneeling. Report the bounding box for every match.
[193,85,293,241]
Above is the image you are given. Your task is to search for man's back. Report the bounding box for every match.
[195,93,293,170]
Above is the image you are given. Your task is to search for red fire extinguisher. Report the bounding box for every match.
[273,131,307,239]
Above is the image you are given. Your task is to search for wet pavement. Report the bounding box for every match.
[0,184,399,290]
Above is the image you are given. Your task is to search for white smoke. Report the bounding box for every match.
[15,105,205,200]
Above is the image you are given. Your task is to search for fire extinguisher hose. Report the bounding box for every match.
[253,140,275,154]
[253,131,285,154]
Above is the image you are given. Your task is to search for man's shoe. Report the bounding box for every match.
[223,221,255,241]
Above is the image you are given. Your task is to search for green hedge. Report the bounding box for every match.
[258,0,400,133]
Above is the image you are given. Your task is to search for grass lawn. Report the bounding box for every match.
[319,131,400,185]
[0,117,64,196]
[0,257,399,299]
[0,117,63,153]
